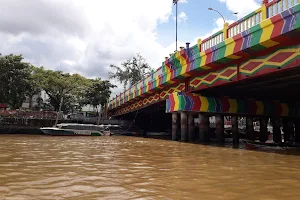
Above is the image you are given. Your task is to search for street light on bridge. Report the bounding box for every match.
[208,7,238,24]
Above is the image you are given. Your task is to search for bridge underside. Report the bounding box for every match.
[197,61,300,102]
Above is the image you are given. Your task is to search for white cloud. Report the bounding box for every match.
[198,18,235,39]
[219,0,261,18]
[0,0,174,72]
[178,0,188,3]
[173,12,188,23]
[0,0,177,96]
[0,0,260,98]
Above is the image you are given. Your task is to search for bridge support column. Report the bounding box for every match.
[273,117,281,143]
[232,116,239,148]
[259,117,268,143]
[199,113,209,143]
[188,113,195,142]
[216,114,224,145]
[282,118,289,143]
[246,117,254,140]
[172,113,179,141]
[181,112,188,142]
[288,119,295,143]
[283,118,294,143]
[295,118,300,144]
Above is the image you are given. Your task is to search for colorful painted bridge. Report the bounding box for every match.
[108,0,300,145]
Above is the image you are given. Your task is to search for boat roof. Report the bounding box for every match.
[56,123,120,127]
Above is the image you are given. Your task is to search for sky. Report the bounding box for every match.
[0,0,262,96]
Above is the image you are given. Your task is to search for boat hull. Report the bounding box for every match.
[40,128,103,136]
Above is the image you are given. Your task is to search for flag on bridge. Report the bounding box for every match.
[173,0,179,5]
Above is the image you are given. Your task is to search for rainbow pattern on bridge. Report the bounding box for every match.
[166,92,298,117]
[109,2,300,116]
[190,45,300,90]
[112,83,185,116]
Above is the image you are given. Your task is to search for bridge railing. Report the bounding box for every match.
[109,0,299,110]
[228,10,262,38]
[267,0,298,17]
[201,31,224,51]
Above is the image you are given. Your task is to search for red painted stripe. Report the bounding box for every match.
[169,94,175,112]
[233,34,243,54]
[220,97,230,112]
[274,101,283,117]
[270,14,284,39]
[248,99,257,115]
[228,21,239,29]
[205,50,212,65]
[266,0,280,7]
[192,96,201,111]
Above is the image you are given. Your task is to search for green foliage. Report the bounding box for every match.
[0,53,116,114]
[0,54,32,109]
[32,67,90,112]
[109,53,153,89]
[81,78,116,108]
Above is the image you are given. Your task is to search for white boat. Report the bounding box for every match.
[40,123,113,136]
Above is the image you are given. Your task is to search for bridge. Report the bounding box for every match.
[108,0,300,146]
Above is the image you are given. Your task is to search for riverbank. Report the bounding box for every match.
[0,126,43,135]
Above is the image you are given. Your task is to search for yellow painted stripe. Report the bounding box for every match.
[156,77,160,87]
[166,72,171,82]
[228,99,238,113]
[174,94,180,111]
[256,101,264,115]
[226,55,241,59]
[200,51,207,67]
[224,38,235,58]
[199,96,209,112]
[201,65,212,70]
[178,56,188,75]
[260,18,279,48]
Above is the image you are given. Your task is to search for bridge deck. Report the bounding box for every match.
[109,1,300,116]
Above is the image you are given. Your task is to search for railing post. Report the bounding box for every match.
[223,22,229,39]
[186,42,190,57]
[197,39,202,51]
[261,0,268,20]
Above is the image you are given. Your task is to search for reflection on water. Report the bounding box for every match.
[1,135,300,200]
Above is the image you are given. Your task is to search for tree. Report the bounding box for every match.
[26,66,42,109]
[81,78,116,120]
[109,53,153,90]
[32,67,90,112]
[0,54,32,109]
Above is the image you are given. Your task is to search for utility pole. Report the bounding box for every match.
[173,0,179,51]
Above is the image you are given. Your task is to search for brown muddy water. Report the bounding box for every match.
[1,135,300,200]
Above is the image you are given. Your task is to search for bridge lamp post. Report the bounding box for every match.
[173,0,179,51]
[208,7,238,24]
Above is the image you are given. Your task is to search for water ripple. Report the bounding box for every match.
[1,135,300,199]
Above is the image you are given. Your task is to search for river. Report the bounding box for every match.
[1,135,300,200]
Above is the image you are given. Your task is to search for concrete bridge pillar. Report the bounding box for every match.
[231,116,239,147]
[181,112,188,142]
[288,119,295,143]
[283,118,294,143]
[172,113,179,141]
[188,113,195,142]
[215,114,224,145]
[294,118,300,144]
[272,117,281,143]
[199,113,209,143]
[259,117,268,143]
[282,118,289,143]
[246,117,254,140]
